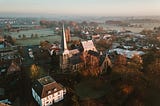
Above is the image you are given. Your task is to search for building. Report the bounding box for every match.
[7,61,21,75]
[59,25,111,72]
[32,76,66,106]
[0,36,21,75]
[60,25,95,71]
[109,48,145,59]
[60,25,70,71]
[0,46,21,68]
[65,27,71,42]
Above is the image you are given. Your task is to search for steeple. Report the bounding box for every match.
[60,24,69,71]
[61,24,68,52]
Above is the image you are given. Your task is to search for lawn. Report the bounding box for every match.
[15,36,80,45]
[75,78,108,100]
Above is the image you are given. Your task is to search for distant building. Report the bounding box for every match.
[109,48,145,59]
[0,36,21,74]
[32,76,66,106]
[0,46,21,68]
[7,61,21,75]
[0,18,16,25]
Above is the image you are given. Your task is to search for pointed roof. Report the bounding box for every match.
[7,61,21,75]
[81,40,97,52]
[61,24,68,52]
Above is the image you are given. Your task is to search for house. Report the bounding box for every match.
[109,48,145,59]
[0,46,21,68]
[0,99,11,106]
[0,60,21,75]
[32,76,66,106]
[7,61,21,75]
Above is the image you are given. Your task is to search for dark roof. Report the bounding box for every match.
[32,76,64,98]
[88,50,99,57]
[70,55,82,65]
[99,55,106,66]
[0,88,4,96]
[38,76,55,85]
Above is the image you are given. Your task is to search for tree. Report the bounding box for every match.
[18,35,21,39]
[35,33,38,38]
[127,54,143,71]
[96,39,112,51]
[31,34,34,38]
[30,64,47,80]
[71,95,80,106]
[40,40,51,50]
[4,35,15,45]
[147,58,160,88]
[80,53,101,77]
[22,34,26,39]
[30,64,40,80]
[115,54,127,66]
[140,29,153,36]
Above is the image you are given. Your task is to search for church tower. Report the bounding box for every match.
[60,25,70,71]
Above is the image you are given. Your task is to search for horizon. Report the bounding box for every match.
[0,0,160,17]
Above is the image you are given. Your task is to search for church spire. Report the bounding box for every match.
[61,24,68,52]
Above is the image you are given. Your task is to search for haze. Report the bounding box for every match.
[0,0,160,16]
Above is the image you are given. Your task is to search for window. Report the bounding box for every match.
[58,92,60,95]
[48,90,51,94]
[58,96,61,101]
[54,88,57,92]
[46,101,49,104]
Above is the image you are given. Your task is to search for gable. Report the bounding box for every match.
[7,61,21,74]
[81,40,97,52]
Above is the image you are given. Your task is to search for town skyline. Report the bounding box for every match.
[0,0,160,17]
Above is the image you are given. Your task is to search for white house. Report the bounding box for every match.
[32,76,66,106]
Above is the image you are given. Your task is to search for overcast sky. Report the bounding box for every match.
[0,0,160,16]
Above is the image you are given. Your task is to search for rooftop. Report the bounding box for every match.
[38,76,55,86]
[33,76,65,98]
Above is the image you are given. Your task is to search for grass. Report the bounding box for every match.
[75,78,108,100]
[15,36,80,46]
[15,36,61,45]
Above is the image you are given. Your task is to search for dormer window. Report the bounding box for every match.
[51,88,57,92]
[54,88,57,92]
[48,90,51,94]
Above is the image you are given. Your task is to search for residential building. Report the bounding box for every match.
[109,48,145,59]
[32,76,66,106]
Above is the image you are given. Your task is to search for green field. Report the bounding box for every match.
[15,35,80,45]
[101,23,160,33]
[11,28,54,39]
[6,28,80,45]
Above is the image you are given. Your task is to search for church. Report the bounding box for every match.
[59,25,111,72]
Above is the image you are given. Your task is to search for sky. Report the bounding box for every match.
[0,0,160,16]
